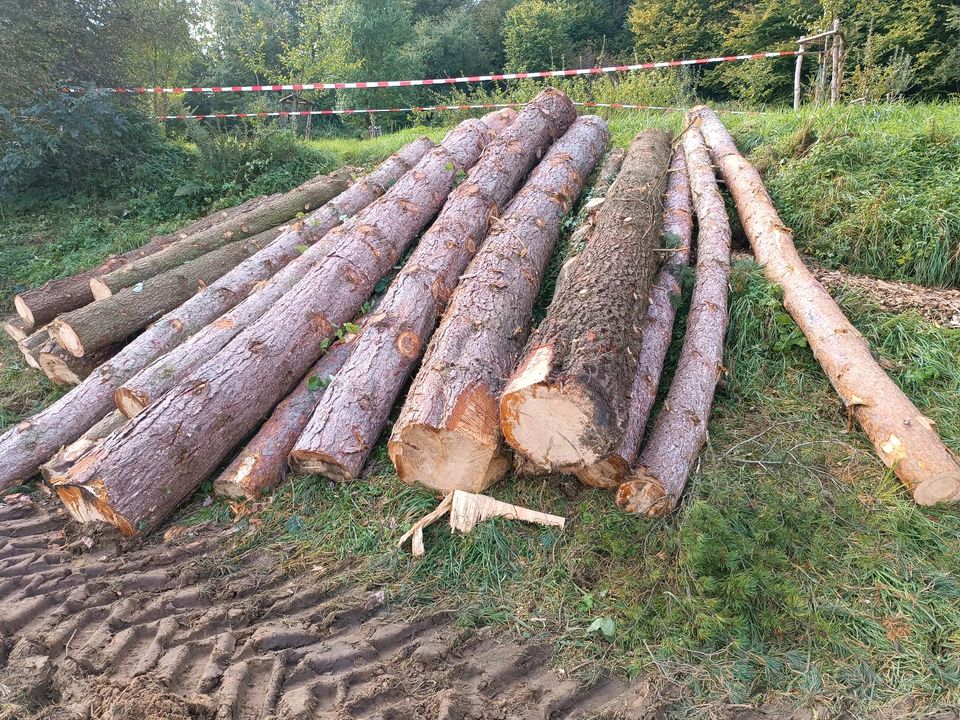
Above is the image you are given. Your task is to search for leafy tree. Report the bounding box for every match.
[411,10,490,77]
[472,0,521,69]
[628,0,739,61]
[503,0,578,70]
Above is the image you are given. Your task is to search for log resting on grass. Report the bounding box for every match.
[289,89,575,481]
[3,317,28,344]
[692,105,960,506]
[39,342,120,386]
[388,115,610,495]
[616,125,731,516]
[575,145,693,488]
[115,137,441,417]
[51,230,282,357]
[565,147,626,257]
[54,118,492,535]
[0,137,433,491]
[500,129,672,474]
[88,168,354,299]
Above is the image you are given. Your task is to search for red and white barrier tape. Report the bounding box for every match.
[66,50,797,95]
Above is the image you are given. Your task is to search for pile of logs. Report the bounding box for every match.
[2,93,957,539]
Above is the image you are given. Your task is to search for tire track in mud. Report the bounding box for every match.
[0,496,673,720]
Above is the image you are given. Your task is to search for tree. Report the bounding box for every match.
[411,10,490,77]
[504,0,578,70]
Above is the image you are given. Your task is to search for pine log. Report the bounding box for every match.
[40,411,126,484]
[88,168,354,299]
[566,147,626,256]
[388,116,610,495]
[11,183,313,330]
[0,137,433,492]
[289,88,576,481]
[53,118,493,535]
[39,341,120,386]
[51,230,282,357]
[3,316,28,344]
[114,138,439,417]
[693,105,960,506]
[616,125,731,516]
[575,145,693,488]
[500,129,672,474]
[17,329,49,370]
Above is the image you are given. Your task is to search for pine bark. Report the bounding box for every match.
[500,129,672,474]
[565,147,626,257]
[0,137,432,492]
[288,89,575,481]
[53,119,492,535]
[114,138,437,417]
[51,231,281,357]
[40,411,126,484]
[388,116,610,495]
[616,125,731,516]
[692,105,960,506]
[17,329,49,370]
[39,341,120,386]
[575,145,693,488]
[3,316,28,344]
[88,168,354,299]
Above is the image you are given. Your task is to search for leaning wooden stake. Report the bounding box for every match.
[501,129,672,474]
[289,90,572,481]
[389,116,610,495]
[0,138,433,491]
[616,125,731,516]
[694,105,960,505]
[575,144,693,488]
[54,119,492,535]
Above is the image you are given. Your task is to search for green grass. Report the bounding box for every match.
[2,104,960,716]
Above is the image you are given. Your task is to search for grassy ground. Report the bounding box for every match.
[2,103,960,717]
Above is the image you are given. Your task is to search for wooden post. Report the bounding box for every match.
[830,18,842,105]
[815,38,828,104]
[793,38,805,110]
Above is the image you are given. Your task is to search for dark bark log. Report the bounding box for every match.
[288,89,574,481]
[565,147,626,258]
[693,105,960,506]
[88,168,354,299]
[575,145,693,488]
[17,329,49,370]
[616,125,731,516]
[500,129,672,474]
[51,231,281,357]
[40,411,126,484]
[115,138,436,417]
[388,116,610,495]
[53,119,492,535]
[0,138,432,492]
[39,341,120,386]
[3,317,28,344]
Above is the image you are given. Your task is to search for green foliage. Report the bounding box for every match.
[410,9,489,77]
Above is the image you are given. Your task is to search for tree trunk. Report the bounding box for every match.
[693,105,960,506]
[289,89,574,481]
[39,341,120,386]
[616,125,731,516]
[388,116,610,495]
[3,316,28,344]
[88,168,354,299]
[51,231,282,357]
[500,129,672,474]
[565,147,626,257]
[575,144,693,488]
[40,411,126,484]
[53,119,493,535]
[17,329,49,370]
[11,180,321,330]
[114,138,437,417]
[0,138,432,492]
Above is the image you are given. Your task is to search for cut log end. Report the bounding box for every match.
[615,471,674,517]
[573,455,629,490]
[114,386,150,418]
[54,486,136,536]
[13,295,36,328]
[388,424,511,495]
[912,472,960,506]
[212,454,268,500]
[288,450,356,483]
[89,278,114,300]
[38,352,82,386]
[4,315,30,343]
[49,320,86,357]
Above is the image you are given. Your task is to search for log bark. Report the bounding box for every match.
[616,125,731,516]
[500,129,672,474]
[289,89,576,481]
[88,168,354,299]
[388,116,610,495]
[0,137,433,492]
[114,137,438,417]
[565,147,626,257]
[39,341,120,386]
[53,119,493,535]
[17,329,49,370]
[3,316,28,344]
[51,230,282,357]
[693,105,960,506]
[40,411,126,484]
[575,144,693,488]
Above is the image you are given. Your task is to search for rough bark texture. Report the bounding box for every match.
[0,138,432,492]
[114,137,436,417]
[51,231,281,357]
[566,147,626,257]
[213,339,356,500]
[11,181,319,330]
[39,341,120,386]
[616,126,731,517]
[89,168,354,299]
[388,116,610,495]
[3,316,28,344]
[40,411,126,484]
[575,145,693,488]
[17,329,49,370]
[694,105,960,506]
[289,90,573,481]
[54,119,492,535]
[500,129,672,474]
